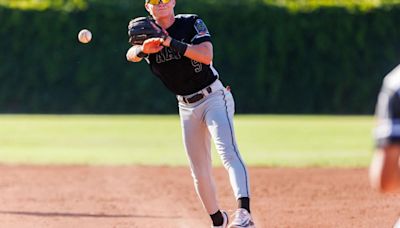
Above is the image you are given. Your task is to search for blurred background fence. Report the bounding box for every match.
[1,0,400,114]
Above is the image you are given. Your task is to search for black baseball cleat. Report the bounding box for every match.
[212,210,229,228]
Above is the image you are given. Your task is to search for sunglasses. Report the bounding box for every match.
[146,0,170,5]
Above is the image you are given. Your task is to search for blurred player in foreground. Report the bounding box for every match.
[369,64,400,227]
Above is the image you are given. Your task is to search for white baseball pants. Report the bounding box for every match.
[178,79,250,214]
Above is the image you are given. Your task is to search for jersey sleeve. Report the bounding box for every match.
[374,72,400,147]
[190,16,212,45]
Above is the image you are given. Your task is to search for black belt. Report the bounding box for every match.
[182,87,212,104]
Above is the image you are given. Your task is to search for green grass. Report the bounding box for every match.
[0,115,374,167]
[235,115,374,167]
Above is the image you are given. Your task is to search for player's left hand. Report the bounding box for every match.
[128,16,167,45]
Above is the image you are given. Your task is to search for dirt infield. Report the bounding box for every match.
[0,165,399,228]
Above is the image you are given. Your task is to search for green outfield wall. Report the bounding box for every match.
[1,1,400,114]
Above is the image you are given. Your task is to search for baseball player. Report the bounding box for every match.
[369,64,400,227]
[126,0,255,227]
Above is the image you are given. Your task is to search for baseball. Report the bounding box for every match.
[78,29,92,44]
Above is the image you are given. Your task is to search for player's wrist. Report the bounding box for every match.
[169,38,188,55]
[136,45,148,58]
[162,36,172,47]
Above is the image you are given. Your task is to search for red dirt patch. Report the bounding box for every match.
[0,165,399,227]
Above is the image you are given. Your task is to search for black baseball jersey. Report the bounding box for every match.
[375,64,400,147]
[145,14,219,96]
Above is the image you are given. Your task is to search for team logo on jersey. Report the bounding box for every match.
[194,19,209,36]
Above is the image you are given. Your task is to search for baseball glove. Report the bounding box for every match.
[128,17,167,45]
